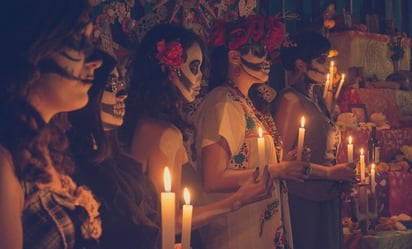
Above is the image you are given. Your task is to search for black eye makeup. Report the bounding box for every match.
[189,60,201,75]
[64,33,94,57]
[314,54,329,64]
[105,74,127,96]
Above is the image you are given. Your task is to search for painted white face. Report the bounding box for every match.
[240,45,271,83]
[101,67,128,130]
[33,23,102,115]
[306,52,330,83]
[172,42,203,103]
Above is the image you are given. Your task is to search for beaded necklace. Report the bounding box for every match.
[230,85,283,162]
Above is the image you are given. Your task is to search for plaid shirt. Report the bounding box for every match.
[22,181,99,249]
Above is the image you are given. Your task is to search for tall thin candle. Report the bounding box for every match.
[335,73,345,99]
[161,167,175,249]
[347,136,354,163]
[181,188,193,249]
[257,127,266,167]
[360,148,365,183]
[323,73,330,99]
[371,163,376,194]
[297,116,305,161]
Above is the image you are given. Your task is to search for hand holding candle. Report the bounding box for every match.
[360,148,365,183]
[347,136,353,163]
[161,167,175,249]
[297,116,305,161]
[181,188,193,249]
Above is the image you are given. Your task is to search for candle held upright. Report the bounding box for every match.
[161,167,175,249]
[297,116,305,161]
[181,188,193,249]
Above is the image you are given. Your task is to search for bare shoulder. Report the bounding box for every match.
[0,144,23,209]
[137,117,182,141]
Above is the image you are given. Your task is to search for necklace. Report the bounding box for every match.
[229,85,283,162]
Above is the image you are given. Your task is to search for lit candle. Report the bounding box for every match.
[297,116,305,161]
[323,73,330,99]
[335,73,345,99]
[371,163,376,194]
[329,61,334,87]
[257,127,266,167]
[347,136,354,163]
[181,188,193,249]
[360,148,365,183]
[161,167,175,249]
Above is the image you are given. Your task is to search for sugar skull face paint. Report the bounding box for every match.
[239,44,271,83]
[32,23,102,115]
[172,42,203,103]
[101,67,128,130]
[305,53,330,83]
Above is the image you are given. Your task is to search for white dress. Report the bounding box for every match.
[195,86,293,249]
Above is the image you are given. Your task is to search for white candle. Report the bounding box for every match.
[347,136,354,163]
[297,116,305,161]
[371,163,376,194]
[161,167,175,249]
[257,127,265,167]
[335,73,345,99]
[360,148,365,183]
[329,61,334,87]
[323,73,330,99]
[181,188,193,249]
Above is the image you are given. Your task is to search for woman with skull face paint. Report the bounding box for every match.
[272,31,355,249]
[194,15,311,249]
[121,23,273,248]
[0,0,103,248]
[68,48,162,249]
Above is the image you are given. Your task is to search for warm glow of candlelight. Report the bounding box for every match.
[348,136,352,144]
[360,148,364,155]
[300,116,305,128]
[183,187,190,205]
[258,127,263,138]
[164,166,171,192]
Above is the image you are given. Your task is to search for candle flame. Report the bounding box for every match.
[258,127,263,138]
[326,73,330,81]
[163,166,171,192]
[341,73,345,82]
[331,61,334,67]
[371,163,375,171]
[360,148,364,155]
[348,136,352,144]
[183,187,190,205]
[183,188,190,205]
[300,116,305,128]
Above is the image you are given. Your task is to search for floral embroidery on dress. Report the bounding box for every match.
[274,225,291,249]
[230,142,249,169]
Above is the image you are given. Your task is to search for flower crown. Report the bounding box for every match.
[209,15,286,54]
[155,39,183,67]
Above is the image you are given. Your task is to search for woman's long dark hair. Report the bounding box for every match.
[67,50,160,248]
[0,0,92,183]
[120,23,205,147]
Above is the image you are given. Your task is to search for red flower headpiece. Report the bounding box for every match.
[209,15,286,54]
[155,39,183,67]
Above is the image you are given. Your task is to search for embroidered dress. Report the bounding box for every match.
[273,84,343,249]
[195,85,293,249]
[22,174,101,249]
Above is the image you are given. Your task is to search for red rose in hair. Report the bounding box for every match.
[156,40,183,67]
[228,24,250,50]
[209,20,227,47]
[262,16,285,52]
[246,15,265,42]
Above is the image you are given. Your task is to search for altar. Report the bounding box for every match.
[328,31,411,80]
